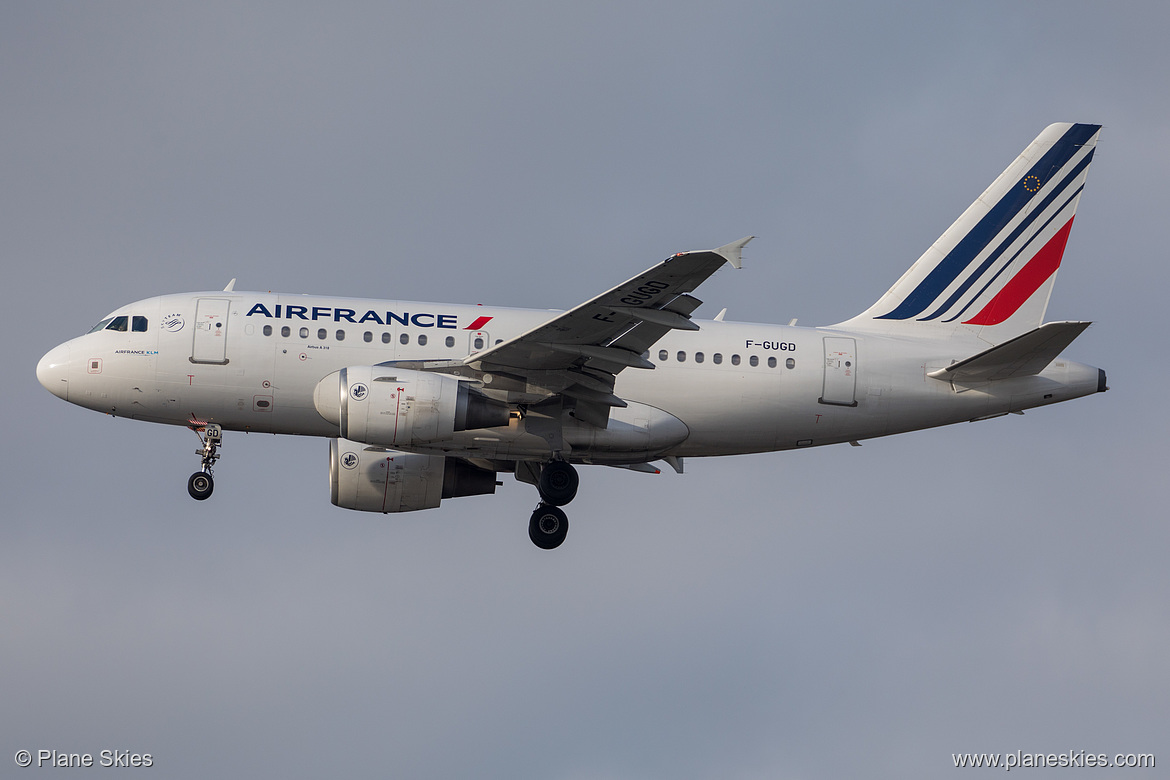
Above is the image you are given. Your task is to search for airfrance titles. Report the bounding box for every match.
[246,303,459,328]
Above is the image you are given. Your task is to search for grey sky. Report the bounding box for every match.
[3,2,1167,777]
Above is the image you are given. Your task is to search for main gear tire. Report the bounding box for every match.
[537,460,579,506]
[529,504,569,550]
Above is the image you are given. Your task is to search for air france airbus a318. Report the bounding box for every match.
[37,123,1107,549]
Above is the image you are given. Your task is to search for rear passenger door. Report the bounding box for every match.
[819,337,857,406]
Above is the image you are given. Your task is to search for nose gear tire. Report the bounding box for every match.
[188,472,214,500]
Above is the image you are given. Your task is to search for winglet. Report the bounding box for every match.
[715,236,754,269]
[223,278,237,292]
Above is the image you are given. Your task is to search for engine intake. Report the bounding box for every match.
[314,366,510,447]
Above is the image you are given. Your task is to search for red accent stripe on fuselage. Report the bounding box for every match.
[465,316,493,330]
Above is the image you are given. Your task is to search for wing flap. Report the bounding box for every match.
[537,343,656,370]
[458,238,751,429]
[467,239,751,376]
[605,306,701,331]
[928,321,1091,382]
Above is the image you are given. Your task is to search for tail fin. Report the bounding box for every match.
[836,123,1101,344]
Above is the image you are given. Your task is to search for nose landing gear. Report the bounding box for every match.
[528,460,579,549]
[187,422,222,501]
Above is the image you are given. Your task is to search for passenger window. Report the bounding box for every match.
[677,351,686,362]
[263,325,273,336]
[87,318,114,334]
[132,316,148,332]
[768,357,777,368]
[473,336,484,349]
[695,352,705,364]
[335,330,345,341]
[786,358,795,369]
[445,336,455,347]
[713,353,722,364]
[659,349,668,361]
[382,332,391,344]
[418,334,427,346]
[317,328,327,340]
[299,327,309,339]
[281,326,290,338]
[731,354,741,366]
[749,355,759,367]
[363,331,373,343]
[106,316,128,332]
[399,333,409,345]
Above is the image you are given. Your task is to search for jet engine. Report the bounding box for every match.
[314,366,510,447]
[329,438,497,513]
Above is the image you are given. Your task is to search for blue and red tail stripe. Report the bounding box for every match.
[923,156,1092,322]
[944,183,1085,323]
[875,123,1099,322]
[963,217,1075,326]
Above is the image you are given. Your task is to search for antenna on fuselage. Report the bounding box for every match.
[223,278,237,292]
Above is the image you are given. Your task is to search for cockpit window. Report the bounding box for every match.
[85,314,145,334]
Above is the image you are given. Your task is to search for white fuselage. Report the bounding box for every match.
[37,291,1103,463]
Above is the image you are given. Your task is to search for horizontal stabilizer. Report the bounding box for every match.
[928,321,1091,382]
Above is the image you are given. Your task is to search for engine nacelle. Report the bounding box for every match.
[314,366,510,447]
[329,438,497,513]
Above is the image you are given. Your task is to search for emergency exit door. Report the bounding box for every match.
[468,330,490,355]
[191,298,231,365]
[820,337,857,406]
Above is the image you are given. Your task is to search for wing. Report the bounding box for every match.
[463,237,752,425]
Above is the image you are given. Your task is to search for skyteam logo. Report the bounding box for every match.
[876,123,1099,326]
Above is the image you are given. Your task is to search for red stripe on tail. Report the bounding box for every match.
[963,218,1075,326]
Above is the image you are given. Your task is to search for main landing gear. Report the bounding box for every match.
[187,423,222,501]
[528,460,579,550]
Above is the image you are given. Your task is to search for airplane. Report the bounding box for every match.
[36,122,1107,549]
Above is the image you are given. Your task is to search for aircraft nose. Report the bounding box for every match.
[37,343,71,401]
